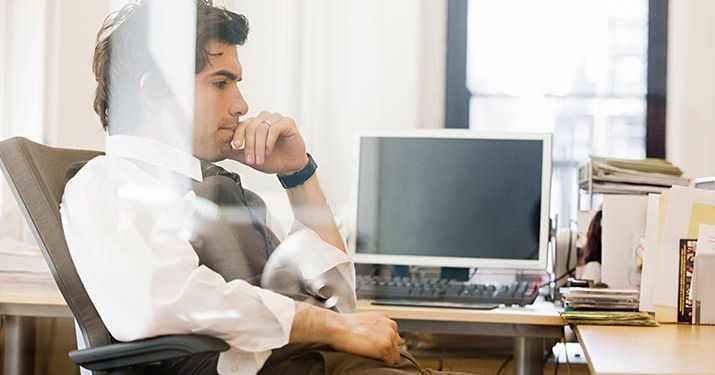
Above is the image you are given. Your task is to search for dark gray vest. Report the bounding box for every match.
[191,162,281,286]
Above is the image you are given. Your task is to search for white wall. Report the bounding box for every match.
[0,0,112,240]
[1,0,47,142]
[0,0,109,150]
[667,0,715,179]
[225,0,447,225]
[1,0,446,229]
[0,0,110,150]
[44,0,109,150]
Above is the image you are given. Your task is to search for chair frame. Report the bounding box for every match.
[0,137,228,374]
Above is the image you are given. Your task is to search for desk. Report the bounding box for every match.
[0,284,72,317]
[575,324,715,375]
[0,285,72,375]
[357,299,566,375]
[1,288,567,375]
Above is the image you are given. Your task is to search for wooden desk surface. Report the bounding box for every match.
[0,284,566,326]
[575,324,715,375]
[0,283,71,318]
[357,299,566,326]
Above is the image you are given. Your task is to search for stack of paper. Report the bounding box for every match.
[579,156,690,195]
[560,287,640,310]
[0,237,55,286]
[560,311,658,326]
[637,186,715,323]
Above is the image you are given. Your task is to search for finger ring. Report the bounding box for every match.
[261,119,272,127]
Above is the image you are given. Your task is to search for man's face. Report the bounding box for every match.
[193,40,249,161]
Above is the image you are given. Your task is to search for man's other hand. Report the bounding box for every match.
[330,312,402,365]
[229,111,309,175]
[290,302,402,366]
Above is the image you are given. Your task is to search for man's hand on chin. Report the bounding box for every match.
[228,110,309,175]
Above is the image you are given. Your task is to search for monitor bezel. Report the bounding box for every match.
[348,129,552,270]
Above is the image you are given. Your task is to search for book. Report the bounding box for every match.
[560,287,640,311]
[678,239,697,323]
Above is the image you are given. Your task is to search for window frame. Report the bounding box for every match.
[444,0,668,158]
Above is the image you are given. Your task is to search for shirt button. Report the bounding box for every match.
[232,365,239,372]
[249,341,257,349]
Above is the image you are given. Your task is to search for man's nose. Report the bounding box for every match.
[229,89,249,117]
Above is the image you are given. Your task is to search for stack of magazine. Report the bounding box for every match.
[579,156,691,195]
[0,237,54,286]
[560,287,640,310]
[560,311,658,327]
[558,288,658,326]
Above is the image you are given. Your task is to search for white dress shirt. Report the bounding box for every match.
[60,134,355,375]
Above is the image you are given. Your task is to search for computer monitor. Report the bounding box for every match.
[349,130,552,270]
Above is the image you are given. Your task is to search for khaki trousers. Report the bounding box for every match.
[158,343,475,375]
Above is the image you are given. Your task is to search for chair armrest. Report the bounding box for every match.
[69,334,229,371]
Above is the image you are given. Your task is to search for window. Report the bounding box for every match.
[446,0,666,226]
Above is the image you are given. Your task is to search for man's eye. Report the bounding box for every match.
[213,81,227,89]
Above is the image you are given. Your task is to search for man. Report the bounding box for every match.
[61,1,468,374]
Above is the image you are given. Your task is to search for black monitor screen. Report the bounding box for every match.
[355,136,545,261]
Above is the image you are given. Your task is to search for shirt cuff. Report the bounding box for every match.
[223,286,295,352]
[266,225,357,312]
[286,222,352,280]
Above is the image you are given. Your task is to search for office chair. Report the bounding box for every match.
[0,137,229,374]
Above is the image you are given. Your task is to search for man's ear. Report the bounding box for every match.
[139,72,169,104]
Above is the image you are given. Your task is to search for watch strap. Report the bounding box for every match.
[277,153,317,189]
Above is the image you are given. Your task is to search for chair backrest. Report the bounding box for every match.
[0,137,114,348]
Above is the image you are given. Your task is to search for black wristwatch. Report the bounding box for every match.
[277,153,317,189]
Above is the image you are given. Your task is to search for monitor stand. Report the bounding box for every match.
[439,267,469,281]
[393,266,469,281]
[356,264,471,282]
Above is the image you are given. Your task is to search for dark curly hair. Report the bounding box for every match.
[92,0,249,131]
[583,210,602,264]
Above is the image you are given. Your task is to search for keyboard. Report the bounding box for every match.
[371,299,500,310]
[356,275,539,306]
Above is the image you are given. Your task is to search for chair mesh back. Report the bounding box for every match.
[0,137,113,348]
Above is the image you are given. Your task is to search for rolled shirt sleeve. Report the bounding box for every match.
[265,213,357,313]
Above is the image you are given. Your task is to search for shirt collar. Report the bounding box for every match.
[105,135,203,182]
